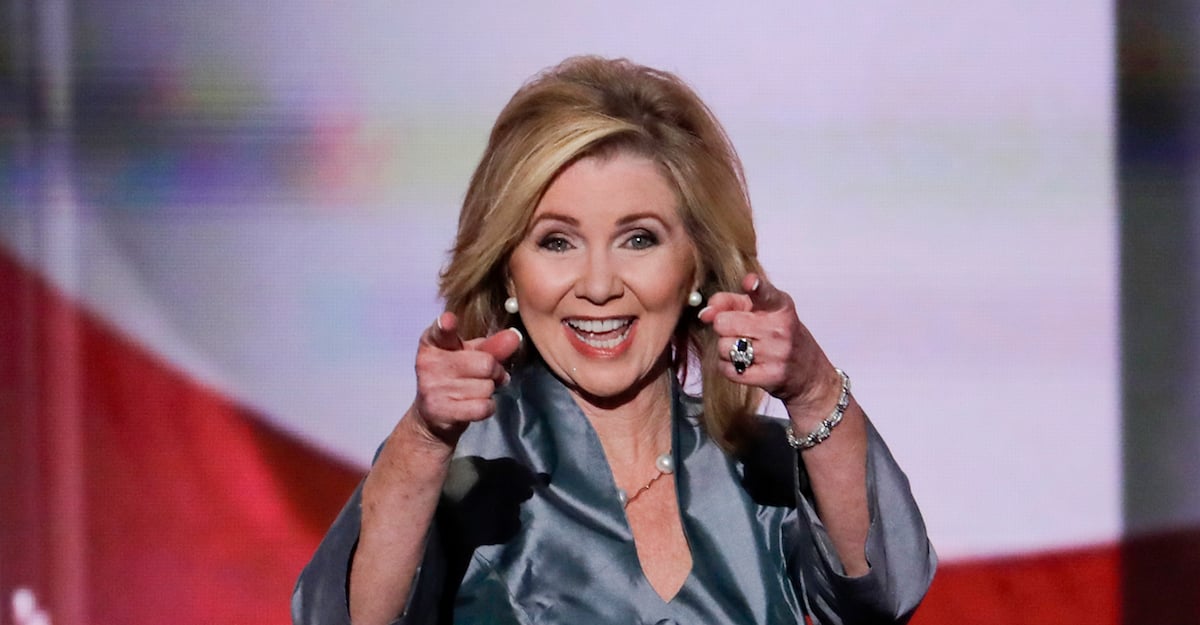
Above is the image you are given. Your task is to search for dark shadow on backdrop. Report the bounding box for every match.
[1119,1,1200,623]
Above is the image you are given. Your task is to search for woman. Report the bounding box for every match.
[293,56,935,625]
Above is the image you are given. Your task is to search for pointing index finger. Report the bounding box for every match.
[744,273,786,312]
[425,311,464,351]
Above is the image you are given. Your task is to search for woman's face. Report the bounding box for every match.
[507,152,696,402]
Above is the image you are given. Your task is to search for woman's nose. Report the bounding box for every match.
[574,250,624,304]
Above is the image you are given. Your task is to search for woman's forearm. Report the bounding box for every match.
[788,395,872,577]
[349,409,455,625]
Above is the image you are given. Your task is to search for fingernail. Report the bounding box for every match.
[750,277,760,292]
[698,306,712,319]
[436,315,444,331]
[509,327,523,342]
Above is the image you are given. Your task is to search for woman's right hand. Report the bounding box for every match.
[410,311,523,447]
[350,312,521,625]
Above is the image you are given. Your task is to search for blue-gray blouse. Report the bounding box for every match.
[292,364,935,624]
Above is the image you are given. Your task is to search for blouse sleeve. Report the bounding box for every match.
[290,479,448,625]
[784,418,937,625]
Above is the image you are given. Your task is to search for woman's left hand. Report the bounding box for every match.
[701,272,871,576]
[698,273,842,420]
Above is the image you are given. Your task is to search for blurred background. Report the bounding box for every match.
[1,1,1196,623]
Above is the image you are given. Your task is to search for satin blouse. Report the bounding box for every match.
[292,363,936,625]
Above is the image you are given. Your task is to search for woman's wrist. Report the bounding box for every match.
[783,364,843,427]
[785,368,851,450]
[404,403,468,448]
[380,408,460,475]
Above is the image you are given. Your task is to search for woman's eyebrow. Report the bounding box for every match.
[615,212,668,227]
[529,212,579,226]
[528,211,670,229]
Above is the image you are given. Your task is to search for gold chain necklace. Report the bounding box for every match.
[618,452,674,508]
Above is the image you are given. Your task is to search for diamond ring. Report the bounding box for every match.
[730,337,754,374]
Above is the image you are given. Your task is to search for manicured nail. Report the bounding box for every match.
[435,315,444,331]
[509,327,523,342]
[750,277,760,292]
[698,306,712,319]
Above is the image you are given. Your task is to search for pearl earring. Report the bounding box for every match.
[504,297,520,314]
[687,290,703,307]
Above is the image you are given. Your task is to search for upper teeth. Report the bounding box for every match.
[567,318,630,333]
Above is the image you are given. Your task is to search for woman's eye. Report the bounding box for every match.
[538,236,572,253]
[626,232,659,250]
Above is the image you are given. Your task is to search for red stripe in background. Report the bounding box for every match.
[916,527,1200,625]
[2,248,1199,624]
[0,249,364,625]
[913,543,1119,625]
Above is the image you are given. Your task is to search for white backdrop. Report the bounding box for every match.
[1,1,1116,561]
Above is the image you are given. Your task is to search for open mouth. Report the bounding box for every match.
[563,317,634,349]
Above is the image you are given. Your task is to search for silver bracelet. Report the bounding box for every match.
[785,368,851,450]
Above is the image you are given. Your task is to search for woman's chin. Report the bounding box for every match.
[559,365,671,410]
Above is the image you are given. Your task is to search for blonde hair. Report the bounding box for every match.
[439,56,764,451]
